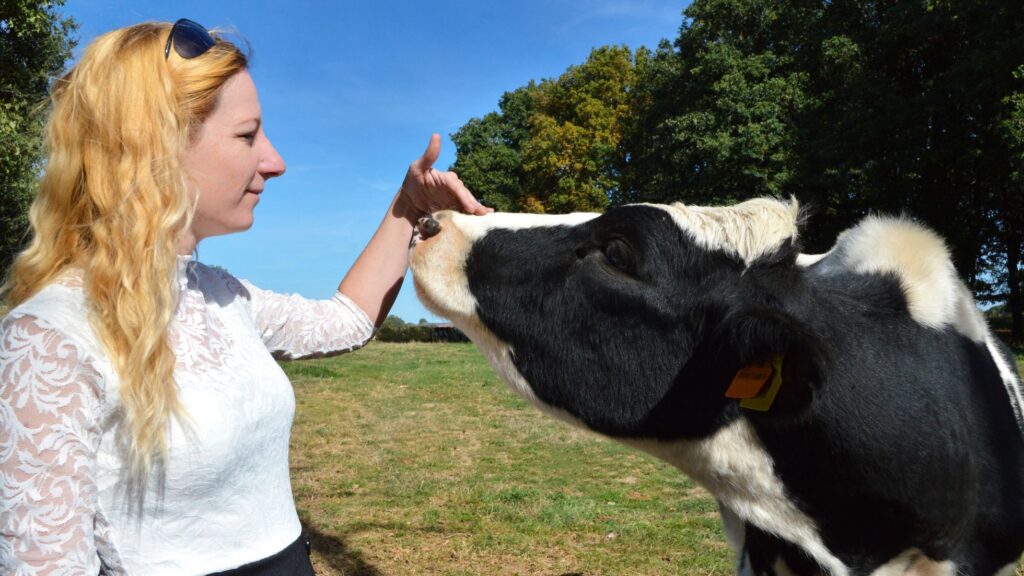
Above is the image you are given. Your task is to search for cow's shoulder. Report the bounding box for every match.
[802,215,986,342]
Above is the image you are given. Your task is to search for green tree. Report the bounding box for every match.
[451,84,538,212]
[453,46,648,214]
[623,0,1024,336]
[995,64,1024,337]
[376,315,411,343]
[0,0,76,274]
[620,1,820,208]
[376,315,433,342]
[795,0,1024,335]
[520,45,644,213]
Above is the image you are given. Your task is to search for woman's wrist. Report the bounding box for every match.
[391,188,422,227]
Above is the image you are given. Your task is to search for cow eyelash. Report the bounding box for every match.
[601,238,635,274]
[576,238,636,278]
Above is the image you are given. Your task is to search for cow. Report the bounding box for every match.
[407,197,1024,576]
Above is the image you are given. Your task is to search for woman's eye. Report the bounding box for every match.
[239,132,256,144]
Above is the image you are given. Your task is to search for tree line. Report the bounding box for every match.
[451,0,1024,339]
[376,316,468,343]
[2,1,1022,337]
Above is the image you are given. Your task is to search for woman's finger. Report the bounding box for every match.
[441,173,489,214]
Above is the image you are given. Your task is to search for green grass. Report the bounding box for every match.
[287,343,1024,575]
[287,343,731,576]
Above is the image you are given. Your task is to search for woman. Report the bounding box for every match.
[0,19,487,575]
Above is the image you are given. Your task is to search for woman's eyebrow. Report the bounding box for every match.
[235,117,262,130]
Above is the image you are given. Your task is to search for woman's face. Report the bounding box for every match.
[183,70,285,243]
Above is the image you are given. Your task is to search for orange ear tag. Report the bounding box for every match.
[725,362,774,399]
[739,356,785,412]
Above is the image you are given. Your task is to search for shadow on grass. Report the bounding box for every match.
[301,520,601,576]
[305,523,381,576]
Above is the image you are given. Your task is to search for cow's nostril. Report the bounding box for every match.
[418,216,442,239]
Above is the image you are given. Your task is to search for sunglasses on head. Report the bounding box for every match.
[164,18,216,60]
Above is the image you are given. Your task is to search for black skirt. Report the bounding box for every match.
[206,533,314,576]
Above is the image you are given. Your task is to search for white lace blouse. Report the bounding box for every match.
[0,257,375,575]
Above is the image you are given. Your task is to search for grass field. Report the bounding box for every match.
[286,343,1024,576]
[286,343,732,576]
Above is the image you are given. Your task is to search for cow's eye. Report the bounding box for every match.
[601,238,634,274]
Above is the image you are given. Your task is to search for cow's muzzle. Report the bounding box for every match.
[417,215,442,239]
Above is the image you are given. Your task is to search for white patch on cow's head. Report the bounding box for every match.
[624,420,850,576]
[409,209,601,424]
[444,210,600,240]
[410,210,479,326]
[868,549,956,576]
[831,215,987,341]
[410,210,599,324]
[657,197,801,266]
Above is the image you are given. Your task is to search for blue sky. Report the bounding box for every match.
[64,0,687,322]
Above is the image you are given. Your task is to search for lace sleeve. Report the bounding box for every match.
[0,314,103,575]
[238,280,376,361]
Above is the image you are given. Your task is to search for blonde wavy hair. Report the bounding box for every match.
[1,22,248,479]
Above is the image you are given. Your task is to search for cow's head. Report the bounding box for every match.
[410,198,823,440]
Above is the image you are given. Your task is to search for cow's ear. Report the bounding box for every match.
[714,308,826,418]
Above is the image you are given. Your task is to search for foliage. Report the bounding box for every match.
[521,45,644,213]
[375,315,469,343]
[451,0,1024,337]
[450,84,538,212]
[0,0,76,274]
[374,315,432,343]
[453,46,649,214]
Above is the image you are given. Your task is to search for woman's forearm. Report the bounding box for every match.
[337,191,417,326]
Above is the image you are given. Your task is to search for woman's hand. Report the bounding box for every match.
[340,134,490,325]
[400,133,492,219]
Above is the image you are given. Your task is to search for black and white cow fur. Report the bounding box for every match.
[408,198,1024,576]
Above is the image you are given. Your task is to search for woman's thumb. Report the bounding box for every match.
[413,133,442,172]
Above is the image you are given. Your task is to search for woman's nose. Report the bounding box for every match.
[260,137,286,179]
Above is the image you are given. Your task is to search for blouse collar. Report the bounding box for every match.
[177,255,197,289]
